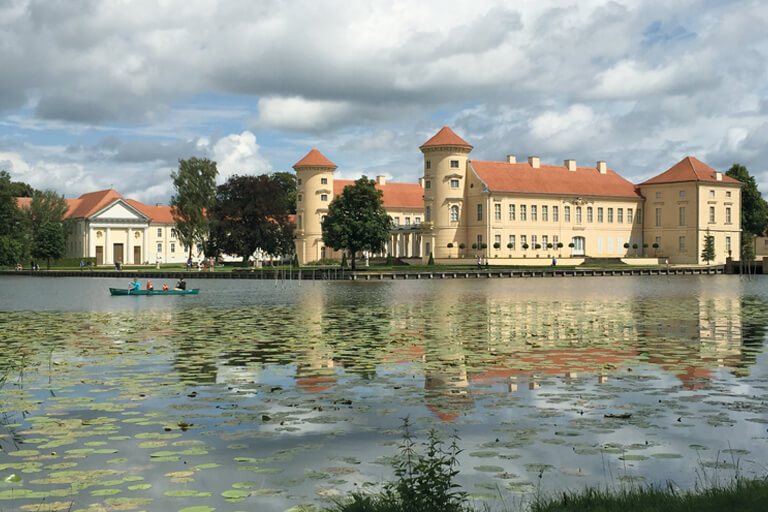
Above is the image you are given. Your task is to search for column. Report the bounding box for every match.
[127,228,132,263]
[105,227,111,264]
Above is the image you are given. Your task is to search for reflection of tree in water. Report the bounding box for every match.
[738,297,768,368]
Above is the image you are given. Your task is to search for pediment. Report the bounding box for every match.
[91,200,149,222]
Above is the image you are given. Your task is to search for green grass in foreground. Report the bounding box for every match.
[531,478,768,512]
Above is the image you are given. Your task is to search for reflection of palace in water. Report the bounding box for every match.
[163,283,758,421]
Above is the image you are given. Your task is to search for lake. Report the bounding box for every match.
[1,274,767,511]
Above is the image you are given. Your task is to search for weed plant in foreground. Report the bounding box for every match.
[531,478,768,512]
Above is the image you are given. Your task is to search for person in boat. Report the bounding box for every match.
[175,277,186,290]
[146,280,153,291]
[130,278,140,292]
[162,283,169,291]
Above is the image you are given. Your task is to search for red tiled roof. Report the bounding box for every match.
[126,199,175,224]
[293,148,337,169]
[641,156,740,185]
[470,161,642,198]
[420,126,473,150]
[66,189,124,218]
[333,180,424,209]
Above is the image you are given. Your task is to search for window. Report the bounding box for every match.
[679,236,685,252]
[321,177,328,185]
[587,206,593,223]
[679,207,686,226]
[575,206,582,223]
[553,206,559,222]
[321,194,328,201]
[627,208,633,224]
[297,194,302,202]
[655,236,661,247]
[656,192,662,199]
[156,243,162,253]
[679,190,686,197]
[726,236,731,253]
[509,204,515,221]
[321,215,327,223]
[394,217,400,226]
[553,235,559,246]
[477,204,483,221]
[477,234,483,247]
[637,208,642,224]
[655,208,662,227]
[597,207,604,222]
[564,206,571,222]
[520,205,527,221]
[726,207,731,224]
[170,229,176,239]
[531,235,538,248]
[415,217,420,225]
[450,205,459,222]
[157,228,162,237]
[542,205,548,222]
[405,217,410,226]
[508,235,515,250]
[425,180,431,189]
[542,235,548,248]
[494,203,501,220]
[297,178,302,185]
[521,235,527,248]
[617,208,623,223]
[450,160,459,168]
[170,242,175,253]
[709,190,715,198]
[450,179,459,188]
[709,206,715,223]
[426,206,431,222]
[495,234,501,248]
[531,205,537,221]
[425,160,431,170]
[607,208,614,223]
[726,191,731,198]
[298,215,302,229]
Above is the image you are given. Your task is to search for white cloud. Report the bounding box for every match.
[255,97,354,132]
[529,105,611,151]
[207,130,273,182]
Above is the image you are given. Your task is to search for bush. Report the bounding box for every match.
[447,243,454,248]
[458,243,466,249]
[386,253,392,266]
[507,243,513,249]
[493,242,501,249]
[480,243,488,249]
[471,243,478,249]
[427,252,434,266]
[341,252,348,269]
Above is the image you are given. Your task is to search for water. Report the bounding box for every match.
[1,274,767,511]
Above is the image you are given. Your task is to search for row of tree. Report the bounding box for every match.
[0,171,71,268]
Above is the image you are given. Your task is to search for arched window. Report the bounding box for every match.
[450,205,459,222]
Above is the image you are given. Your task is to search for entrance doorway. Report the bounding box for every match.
[113,243,124,265]
[133,246,141,265]
[96,246,104,266]
[571,236,585,256]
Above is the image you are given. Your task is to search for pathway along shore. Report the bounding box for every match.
[2,265,727,281]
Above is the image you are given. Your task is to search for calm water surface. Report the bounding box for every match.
[1,274,767,511]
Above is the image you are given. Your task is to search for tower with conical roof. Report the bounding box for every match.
[293,148,337,264]
[420,126,473,259]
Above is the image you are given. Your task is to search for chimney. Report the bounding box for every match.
[376,175,386,186]
[418,177,424,188]
[715,172,722,181]
[528,156,540,168]
[597,161,607,174]
[506,154,516,164]
[564,159,576,171]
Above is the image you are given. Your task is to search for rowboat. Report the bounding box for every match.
[109,288,199,296]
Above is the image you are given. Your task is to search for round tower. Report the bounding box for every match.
[293,148,337,264]
[420,126,473,259]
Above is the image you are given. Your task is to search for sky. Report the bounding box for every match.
[1,0,767,205]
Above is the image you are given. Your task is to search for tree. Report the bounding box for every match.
[726,164,768,235]
[10,180,35,197]
[271,171,297,214]
[31,221,66,269]
[170,158,218,259]
[27,190,70,241]
[0,171,26,266]
[701,229,715,264]
[322,176,391,270]
[207,174,295,264]
[741,231,755,262]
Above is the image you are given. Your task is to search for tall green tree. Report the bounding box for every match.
[322,176,391,270]
[207,174,295,264]
[0,171,26,266]
[725,164,768,235]
[741,231,755,262]
[27,189,70,236]
[170,158,218,259]
[701,229,715,264]
[10,180,35,197]
[31,221,66,269]
[271,171,297,214]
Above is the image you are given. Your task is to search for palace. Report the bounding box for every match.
[294,126,742,265]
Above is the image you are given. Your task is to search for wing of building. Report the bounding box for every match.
[295,126,742,265]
